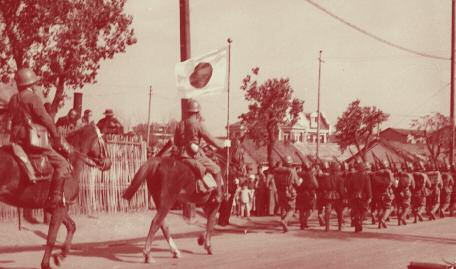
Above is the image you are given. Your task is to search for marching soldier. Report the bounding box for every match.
[273,156,299,233]
[449,166,456,216]
[296,162,318,230]
[371,161,396,229]
[426,163,443,220]
[315,162,329,227]
[396,163,415,226]
[346,162,372,232]
[325,162,346,231]
[439,163,454,218]
[411,162,431,223]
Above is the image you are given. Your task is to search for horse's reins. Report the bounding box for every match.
[68,126,109,170]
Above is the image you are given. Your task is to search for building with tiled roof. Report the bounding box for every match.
[229,111,331,144]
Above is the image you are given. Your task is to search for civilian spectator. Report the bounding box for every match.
[255,166,269,216]
[56,108,81,131]
[239,184,253,218]
[97,109,124,135]
[81,109,93,126]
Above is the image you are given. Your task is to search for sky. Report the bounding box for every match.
[61,0,451,136]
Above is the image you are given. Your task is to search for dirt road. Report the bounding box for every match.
[0,211,455,269]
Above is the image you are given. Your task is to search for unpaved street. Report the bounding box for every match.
[1,211,455,269]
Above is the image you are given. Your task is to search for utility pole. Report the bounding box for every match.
[316,50,324,158]
[450,0,455,166]
[180,0,191,120]
[146,86,153,148]
[179,0,195,222]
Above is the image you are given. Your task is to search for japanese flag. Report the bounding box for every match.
[175,47,228,98]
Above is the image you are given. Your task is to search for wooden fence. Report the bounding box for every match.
[0,132,150,221]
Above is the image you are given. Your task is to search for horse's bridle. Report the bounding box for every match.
[77,126,110,170]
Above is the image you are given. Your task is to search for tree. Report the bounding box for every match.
[239,67,304,167]
[335,99,389,161]
[0,0,136,116]
[410,112,450,167]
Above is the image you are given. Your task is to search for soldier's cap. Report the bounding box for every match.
[104,109,114,115]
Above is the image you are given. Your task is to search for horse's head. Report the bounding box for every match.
[65,123,112,171]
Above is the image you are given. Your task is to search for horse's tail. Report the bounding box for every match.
[122,158,159,201]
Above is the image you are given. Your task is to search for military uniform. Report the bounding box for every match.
[411,171,431,223]
[346,164,372,232]
[426,170,443,220]
[273,161,299,232]
[371,168,395,229]
[439,170,454,218]
[296,167,318,229]
[316,164,345,231]
[174,106,225,202]
[8,68,71,209]
[396,171,414,225]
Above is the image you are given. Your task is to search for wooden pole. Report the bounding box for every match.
[316,50,323,158]
[179,0,195,222]
[225,38,232,196]
[450,0,455,166]
[146,86,152,148]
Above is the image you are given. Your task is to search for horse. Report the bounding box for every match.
[122,145,244,264]
[0,124,111,269]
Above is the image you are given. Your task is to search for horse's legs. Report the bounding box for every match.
[41,207,65,269]
[202,202,221,255]
[149,191,181,259]
[53,209,75,266]
[143,205,172,263]
[160,219,181,258]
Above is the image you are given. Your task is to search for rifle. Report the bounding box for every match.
[371,152,382,168]
[385,152,395,172]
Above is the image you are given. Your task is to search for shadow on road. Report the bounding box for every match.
[293,227,456,245]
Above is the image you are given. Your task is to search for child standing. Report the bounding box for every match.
[240,184,253,218]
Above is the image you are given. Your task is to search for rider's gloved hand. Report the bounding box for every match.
[223,139,231,148]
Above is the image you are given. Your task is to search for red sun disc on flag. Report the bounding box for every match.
[189,62,213,89]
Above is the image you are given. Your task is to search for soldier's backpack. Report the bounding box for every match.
[398,173,411,189]
[413,172,430,196]
[427,171,442,187]
[372,170,392,192]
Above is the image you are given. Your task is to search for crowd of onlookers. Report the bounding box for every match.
[52,107,124,135]
[231,164,280,218]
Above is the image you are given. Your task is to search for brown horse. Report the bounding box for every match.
[0,124,111,269]
[122,147,242,264]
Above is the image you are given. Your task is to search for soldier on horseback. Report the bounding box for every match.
[173,99,230,202]
[7,68,71,209]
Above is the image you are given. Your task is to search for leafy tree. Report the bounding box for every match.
[239,67,304,167]
[0,0,136,116]
[335,99,389,161]
[410,112,450,167]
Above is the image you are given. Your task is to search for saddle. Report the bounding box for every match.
[10,143,53,182]
[178,157,217,194]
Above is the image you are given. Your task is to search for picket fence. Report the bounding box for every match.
[0,132,150,221]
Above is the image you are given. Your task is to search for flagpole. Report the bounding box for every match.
[225,38,232,197]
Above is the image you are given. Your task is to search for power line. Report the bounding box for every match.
[304,0,450,61]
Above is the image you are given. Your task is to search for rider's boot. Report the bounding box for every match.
[45,175,65,209]
[214,173,223,203]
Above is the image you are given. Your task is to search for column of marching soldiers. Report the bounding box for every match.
[288,159,454,233]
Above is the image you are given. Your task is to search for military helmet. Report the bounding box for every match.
[15,68,39,87]
[187,99,201,113]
